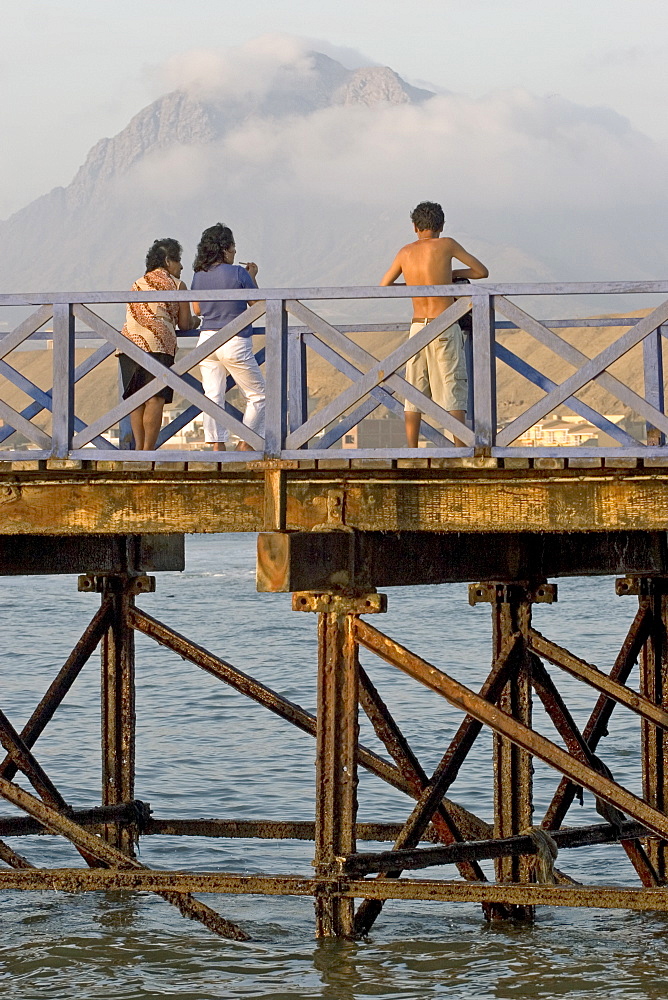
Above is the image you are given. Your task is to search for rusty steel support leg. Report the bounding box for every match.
[622,577,668,881]
[472,582,555,920]
[294,591,386,938]
[81,575,153,856]
[316,609,357,937]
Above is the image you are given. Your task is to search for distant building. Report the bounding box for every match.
[512,413,641,447]
[340,414,408,449]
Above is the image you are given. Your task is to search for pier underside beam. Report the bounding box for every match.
[0,534,184,575]
[257,530,668,592]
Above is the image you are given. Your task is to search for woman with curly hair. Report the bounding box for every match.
[119,238,199,450]
[191,223,265,451]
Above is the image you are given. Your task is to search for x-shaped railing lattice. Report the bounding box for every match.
[1,283,668,461]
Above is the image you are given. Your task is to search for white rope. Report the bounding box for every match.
[523,826,559,884]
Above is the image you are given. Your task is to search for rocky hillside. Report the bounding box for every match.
[0,54,437,295]
[1,40,664,308]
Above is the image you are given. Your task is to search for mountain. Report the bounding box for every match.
[0,52,443,297]
[1,40,666,304]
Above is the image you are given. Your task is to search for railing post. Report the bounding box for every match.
[643,325,665,446]
[471,293,497,454]
[264,298,288,458]
[51,302,75,458]
[287,328,308,440]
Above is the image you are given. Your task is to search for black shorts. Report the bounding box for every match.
[119,351,175,404]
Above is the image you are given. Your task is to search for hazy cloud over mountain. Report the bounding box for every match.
[1,35,666,297]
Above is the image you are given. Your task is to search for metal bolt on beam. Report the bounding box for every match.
[468,582,557,606]
[292,592,387,615]
[78,574,156,595]
[615,577,668,597]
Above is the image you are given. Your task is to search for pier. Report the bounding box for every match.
[2,281,668,939]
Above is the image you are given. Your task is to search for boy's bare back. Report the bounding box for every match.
[381,231,488,319]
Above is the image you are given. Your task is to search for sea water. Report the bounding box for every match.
[0,534,666,1000]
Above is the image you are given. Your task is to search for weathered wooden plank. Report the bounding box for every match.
[472,295,496,449]
[51,303,76,459]
[0,400,51,449]
[264,299,288,457]
[2,283,668,309]
[154,358,259,448]
[5,472,668,534]
[287,330,308,437]
[643,326,665,444]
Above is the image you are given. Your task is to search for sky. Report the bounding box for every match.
[1,0,667,220]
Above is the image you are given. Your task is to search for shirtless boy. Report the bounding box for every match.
[380,201,488,447]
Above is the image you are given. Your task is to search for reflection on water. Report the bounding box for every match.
[0,534,666,999]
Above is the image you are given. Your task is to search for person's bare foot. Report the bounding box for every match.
[235,441,254,452]
[213,442,226,451]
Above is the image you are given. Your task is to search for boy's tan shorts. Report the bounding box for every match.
[404,320,468,413]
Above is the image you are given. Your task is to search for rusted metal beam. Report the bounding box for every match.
[388,633,520,842]
[358,665,488,879]
[0,802,150,838]
[354,664,492,937]
[100,578,136,855]
[353,633,521,935]
[130,606,489,840]
[529,627,668,731]
[3,868,668,912]
[141,818,442,842]
[354,619,668,842]
[638,582,668,879]
[0,868,319,894]
[342,880,668,910]
[530,654,660,885]
[543,602,653,829]
[0,812,441,843]
[129,605,409,794]
[0,707,69,809]
[340,820,654,875]
[313,608,359,937]
[0,777,249,940]
[487,587,535,919]
[0,702,104,869]
[0,839,36,870]
[0,600,111,781]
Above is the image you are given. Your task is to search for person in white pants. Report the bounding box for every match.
[191,223,265,452]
